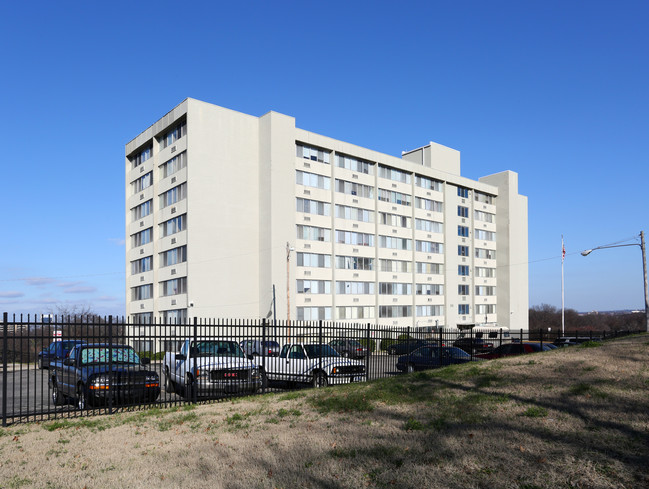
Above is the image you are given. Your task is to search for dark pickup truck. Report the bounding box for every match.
[48,343,160,409]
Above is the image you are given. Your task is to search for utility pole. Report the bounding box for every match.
[641,231,649,333]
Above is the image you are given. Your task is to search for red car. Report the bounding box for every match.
[475,342,551,360]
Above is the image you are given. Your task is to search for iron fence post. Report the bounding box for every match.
[192,317,198,404]
[261,318,267,393]
[2,313,8,427]
[318,320,323,377]
[365,323,371,381]
[108,315,113,416]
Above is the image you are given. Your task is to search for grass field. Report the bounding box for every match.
[0,335,647,488]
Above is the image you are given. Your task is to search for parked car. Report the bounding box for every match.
[475,342,552,360]
[38,340,85,369]
[328,339,368,359]
[164,339,262,398]
[452,337,494,354]
[386,339,441,355]
[396,346,479,373]
[240,339,281,357]
[48,343,160,409]
[553,337,602,347]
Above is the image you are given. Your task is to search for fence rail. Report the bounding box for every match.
[1,312,642,426]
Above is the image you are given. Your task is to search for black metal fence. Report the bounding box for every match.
[1,312,642,426]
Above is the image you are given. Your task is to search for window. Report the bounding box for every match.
[475,191,494,205]
[296,143,330,164]
[416,305,443,317]
[296,170,331,190]
[161,246,187,267]
[132,312,153,324]
[458,226,469,237]
[336,306,374,320]
[297,252,331,268]
[161,214,186,237]
[131,200,152,221]
[161,277,187,296]
[379,283,412,295]
[131,228,152,247]
[458,245,469,256]
[335,255,374,271]
[336,230,374,246]
[297,280,331,294]
[296,307,331,321]
[416,262,441,274]
[476,248,496,260]
[458,285,470,295]
[160,151,187,178]
[415,219,442,233]
[379,306,412,318]
[415,197,443,212]
[336,154,373,174]
[415,240,443,254]
[162,309,187,324]
[297,225,331,242]
[475,267,496,278]
[458,265,470,276]
[335,179,373,198]
[457,187,469,198]
[475,286,496,296]
[336,281,375,294]
[132,172,152,194]
[415,175,442,191]
[131,284,152,301]
[379,212,410,228]
[474,210,495,223]
[458,304,470,315]
[380,259,411,273]
[130,145,152,169]
[475,229,496,241]
[378,189,411,206]
[378,165,411,184]
[336,204,373,223]
[160,120,186,149]
[379,236,411,250]
[297,198,331,216]
[457,206,469,218]
[160,183,187,208]
[131,256,152,275]
[416,284,443,295]
[476,304,496,314]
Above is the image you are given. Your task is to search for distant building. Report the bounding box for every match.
[125,98,528,331]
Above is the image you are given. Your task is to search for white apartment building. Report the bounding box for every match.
[125,98,528,331]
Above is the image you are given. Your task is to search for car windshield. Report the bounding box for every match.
[304,344,340,358]
[192,341,244,358]
[446,348,471,358]
[80,347,140,366]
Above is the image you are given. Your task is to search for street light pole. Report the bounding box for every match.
[581,231,649,333]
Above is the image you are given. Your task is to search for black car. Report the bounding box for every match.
[452,337,494,354]
[49,343,160,409]
[239,339,281,357]
[328,339,369,359]
[386,339,439,356]
[396,346,479,373]
[37,340,85,369]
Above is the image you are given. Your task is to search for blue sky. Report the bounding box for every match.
[1,1,647,317]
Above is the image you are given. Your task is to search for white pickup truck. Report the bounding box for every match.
[163,339,262,398]
[260,343,366,388]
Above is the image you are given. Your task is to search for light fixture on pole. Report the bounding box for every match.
[580,231,649,333]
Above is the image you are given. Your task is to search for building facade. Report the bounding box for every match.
[125,98,528,331]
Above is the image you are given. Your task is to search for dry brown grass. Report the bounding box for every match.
[1,335,648,489]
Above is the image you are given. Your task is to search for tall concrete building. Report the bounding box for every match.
[125,98,528,331]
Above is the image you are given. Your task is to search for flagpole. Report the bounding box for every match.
[561,235,565,336]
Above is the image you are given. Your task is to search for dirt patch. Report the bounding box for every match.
[1,335,648,488]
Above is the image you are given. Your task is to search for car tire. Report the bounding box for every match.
[183,374,193,399]
[77,385,88,410]
[260,369,268,390]
[164,367,174,393]
[312,371,328,389]
[37,357,43,370]
[51,382,65,406]
[406,364,415,374]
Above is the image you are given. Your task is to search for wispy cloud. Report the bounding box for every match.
[96,295,119,302]
[0,291,24,298]
[63,286,98,294]
[109,238,125,246]
[24,277,57,286]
